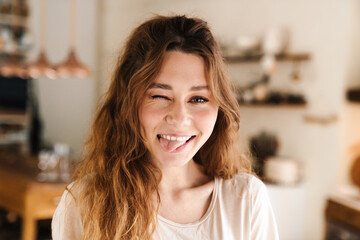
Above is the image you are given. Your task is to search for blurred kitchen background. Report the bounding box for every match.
[0,0,360,239]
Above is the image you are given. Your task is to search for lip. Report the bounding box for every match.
[157,133,194,137]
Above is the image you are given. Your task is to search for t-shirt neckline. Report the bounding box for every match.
[157,177,219,228]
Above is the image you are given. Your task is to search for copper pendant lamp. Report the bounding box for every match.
[27,51,57,79]
[55,0,90,78]
[0,55,27,78]
[26,0,57,79]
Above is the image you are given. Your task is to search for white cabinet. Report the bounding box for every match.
[267,184,306,240]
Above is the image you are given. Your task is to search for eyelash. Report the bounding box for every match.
[151,95,209,104]
[151,95,170,100]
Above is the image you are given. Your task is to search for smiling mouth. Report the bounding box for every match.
[157,134,196,152]
[157,134,194,142]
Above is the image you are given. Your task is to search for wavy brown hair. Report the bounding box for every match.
[71,15,252,240]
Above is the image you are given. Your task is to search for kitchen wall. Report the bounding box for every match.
[98,0,360,239]
[26,0,360,239]
[27,0,99,156]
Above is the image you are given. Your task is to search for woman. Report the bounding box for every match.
[52,15,279,240]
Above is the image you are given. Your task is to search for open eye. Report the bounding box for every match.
[189,96,209,103]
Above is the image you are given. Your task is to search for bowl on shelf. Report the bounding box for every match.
[235,35,261,56]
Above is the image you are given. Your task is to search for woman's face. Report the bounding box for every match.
[139,51,219,169]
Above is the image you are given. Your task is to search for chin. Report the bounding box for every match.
[153,152,195,169]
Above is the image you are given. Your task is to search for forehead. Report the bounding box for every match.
[152,51,208,87]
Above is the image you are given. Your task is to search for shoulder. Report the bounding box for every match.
[216,174,279,239]
[52,182,79,220]
[52,182,83,240]
[63,174,92,203]
[218,173,266,199]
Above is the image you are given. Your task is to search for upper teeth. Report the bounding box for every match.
[160,135,192,142]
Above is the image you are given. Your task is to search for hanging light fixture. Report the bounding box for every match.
[55,0,90,78]
[26,0,57,79]
[0,55,27,78]
[27,51,57,79]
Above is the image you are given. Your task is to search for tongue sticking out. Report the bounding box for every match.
[159,138,187,152]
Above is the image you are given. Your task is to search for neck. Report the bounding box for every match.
[158,160,210,193]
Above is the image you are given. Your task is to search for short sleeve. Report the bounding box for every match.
[250,178,279,240]
[51,186,83,240]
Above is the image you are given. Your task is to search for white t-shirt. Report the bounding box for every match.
[52,173,279,240]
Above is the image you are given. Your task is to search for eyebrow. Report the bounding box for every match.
[149,83,208,91]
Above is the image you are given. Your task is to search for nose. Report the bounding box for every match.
[165,100,191,126]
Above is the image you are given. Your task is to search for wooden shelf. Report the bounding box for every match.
[0,108,27,114]
[0,51,27,59]
[0,14,27,27]
[0,139,28,145]
[225,52,311,63]
[326,199,360,234]
[239,103,307,109]
[0,108,29,124]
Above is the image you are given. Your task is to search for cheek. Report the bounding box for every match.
[139,105,157,151]
[139,103,166,135]
[193,106,219,133]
